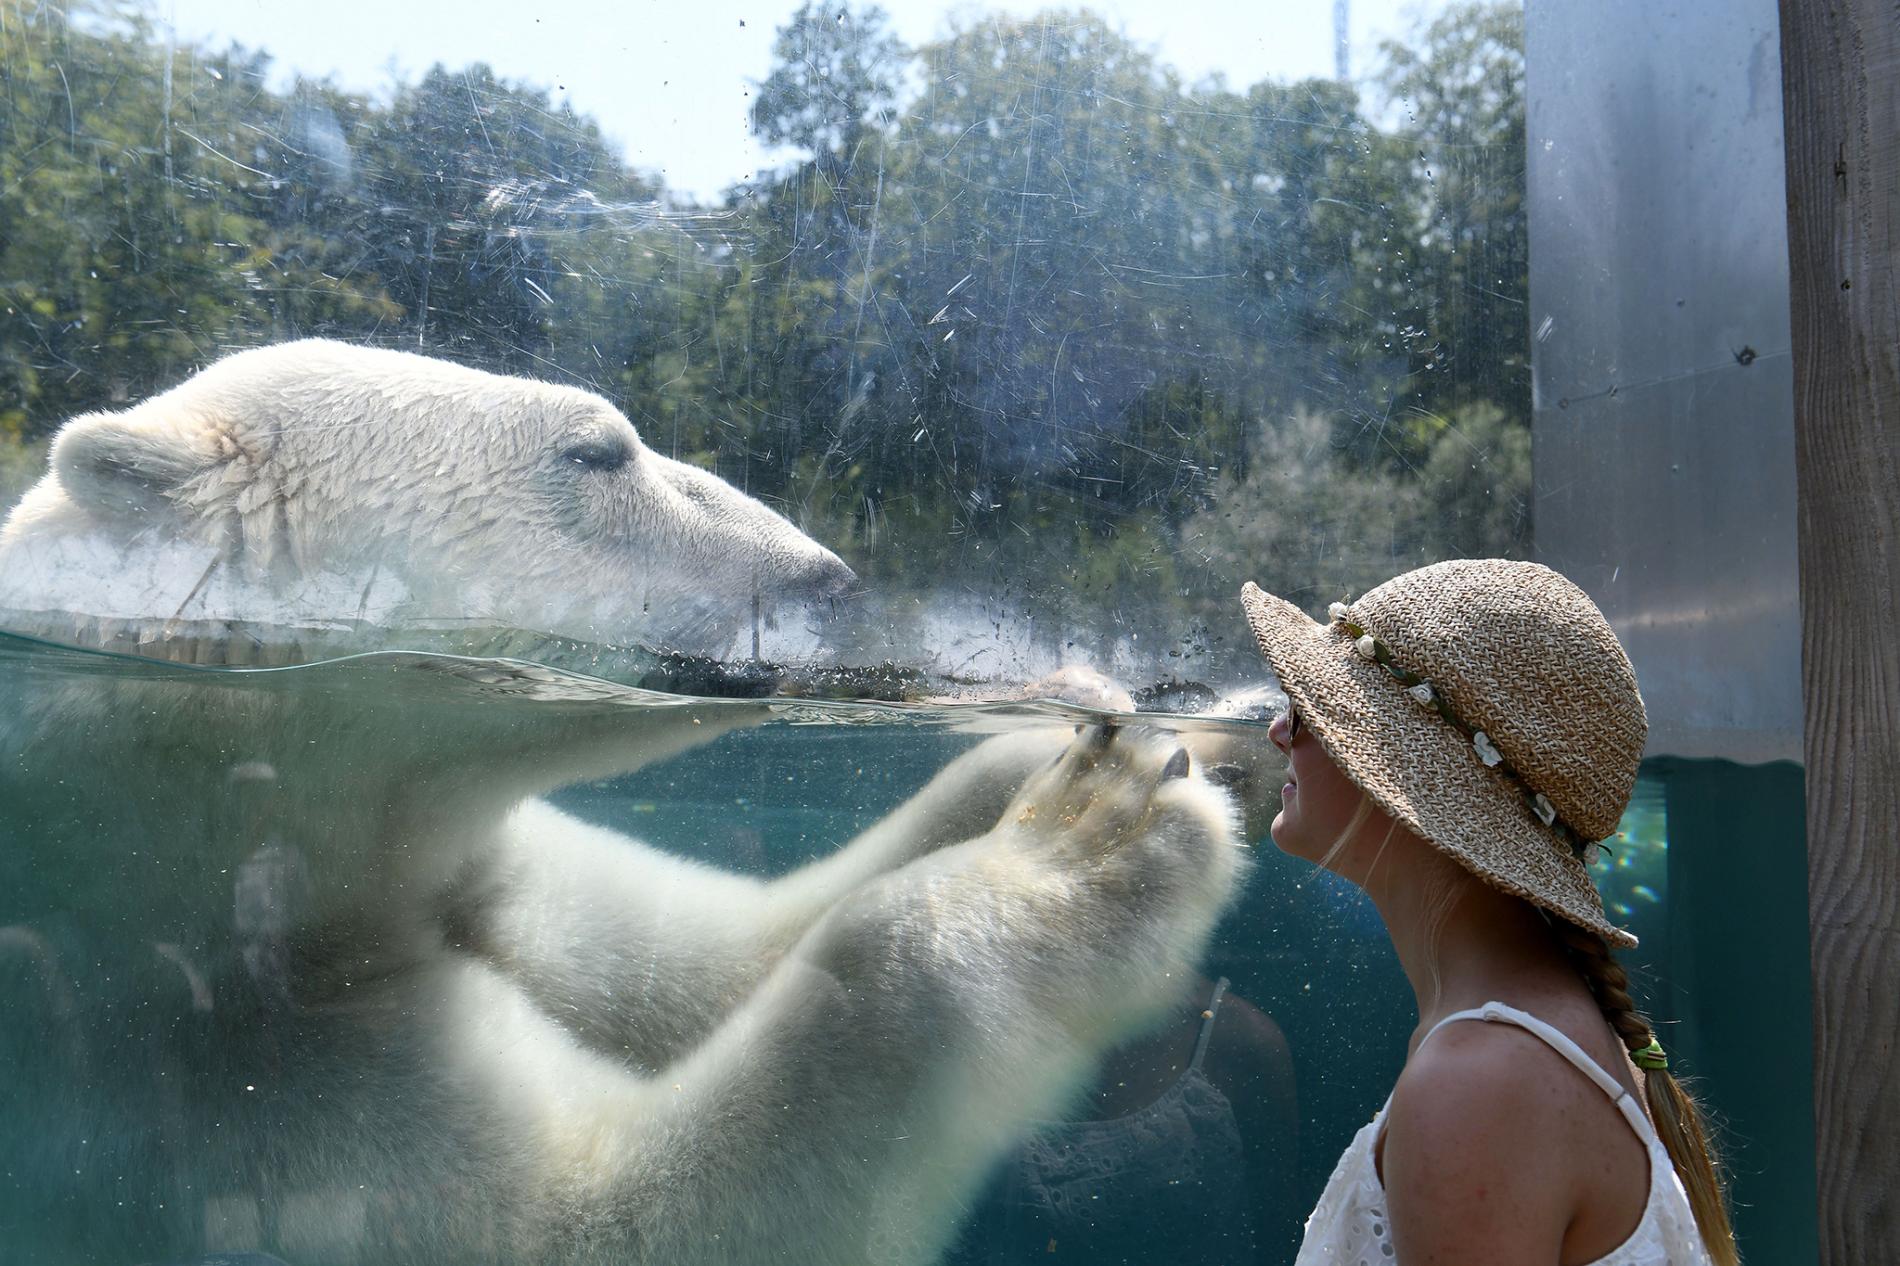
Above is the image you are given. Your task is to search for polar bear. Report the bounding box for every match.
[0,343,1252,1265]
[0,339,855,659]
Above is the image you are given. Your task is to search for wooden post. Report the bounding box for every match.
[1779,1,1900,1257]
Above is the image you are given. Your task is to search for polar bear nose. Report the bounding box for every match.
[786,552,858,605]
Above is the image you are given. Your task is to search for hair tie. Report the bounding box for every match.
[1632,1037,1668,1071]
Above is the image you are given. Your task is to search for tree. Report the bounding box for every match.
[0,2,400,439]
[1373,1,1528,428]
[751,3,905,167]
[0,2,271,434]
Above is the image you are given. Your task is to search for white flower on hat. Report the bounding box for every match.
[1473,730,1502,767]
[1328,602,1351,623]
[1407,681,1435,706]
[1354,634,1378,660]
[1532,792,1557,827]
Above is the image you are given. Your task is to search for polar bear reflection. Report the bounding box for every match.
[0,343,1247,1265]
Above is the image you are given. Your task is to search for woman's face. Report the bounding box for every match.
[1267,702,1372,864]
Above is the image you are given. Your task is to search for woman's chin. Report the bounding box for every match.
[1269,808,1330,864]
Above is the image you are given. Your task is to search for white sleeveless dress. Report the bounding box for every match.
[1295,1001,1713,1265]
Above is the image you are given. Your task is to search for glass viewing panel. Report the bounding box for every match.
[0,1,1803,1262]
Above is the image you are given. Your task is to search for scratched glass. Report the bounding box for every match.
[0,4,1571,1264]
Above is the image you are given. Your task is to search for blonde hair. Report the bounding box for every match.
[1319,791,1466,999]
[1553,921,1740,1266]
[1317,793,1379,874]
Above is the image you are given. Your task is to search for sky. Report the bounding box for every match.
[159,0,1447,200]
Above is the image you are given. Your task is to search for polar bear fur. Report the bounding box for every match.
[0,343,1250,1265]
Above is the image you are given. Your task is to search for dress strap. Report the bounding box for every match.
[1188,977,1230,1072]
[1421,1001,1656,1141]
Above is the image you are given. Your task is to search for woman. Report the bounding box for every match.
[1240,560,1736,1265]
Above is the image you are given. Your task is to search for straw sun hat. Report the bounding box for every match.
[1240,559,1645,948]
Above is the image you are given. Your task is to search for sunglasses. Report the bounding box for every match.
[1284,702,1303,740]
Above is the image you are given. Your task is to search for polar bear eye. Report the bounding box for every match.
[562,440,631,472]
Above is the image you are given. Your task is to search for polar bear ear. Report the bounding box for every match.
[51,410,215,517]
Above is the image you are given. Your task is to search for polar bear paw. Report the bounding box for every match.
[996,722,1245,967]
[1003,722,1218,857]
[954,722,1246,1031]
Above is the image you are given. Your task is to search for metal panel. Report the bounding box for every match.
[1526,1,1801,764]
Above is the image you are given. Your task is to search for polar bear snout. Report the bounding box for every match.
[644,448,857,611]
[784,550,858,604]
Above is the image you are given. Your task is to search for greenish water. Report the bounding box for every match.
[1637,758,1819,1265]
[0,631,1813,1264]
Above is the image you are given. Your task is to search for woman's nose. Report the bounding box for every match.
[1268,711,1293,752]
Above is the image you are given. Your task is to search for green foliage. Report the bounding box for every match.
[0,437,49,518]
[1365,1,1528,454]
[0,2,415,427]
[0,0,1532,658]
[1182,395,1530,620]
[1182,406,1432,612]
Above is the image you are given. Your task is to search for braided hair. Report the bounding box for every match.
[1553,921,1740,1266]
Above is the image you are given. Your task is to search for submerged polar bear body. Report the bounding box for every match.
[0,665,1247,1264]
[0,342,1251,1264]
[0,340,854,652]
[427,722,1246,1264]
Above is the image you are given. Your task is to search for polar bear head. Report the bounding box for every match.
[0,340,854,657]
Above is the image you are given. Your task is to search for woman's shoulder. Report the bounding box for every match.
[1379,1003,1654,1260]
[1391,999,1633,1136]
[1377,1021,1598,1257]
[1389,1015,1587,1154]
